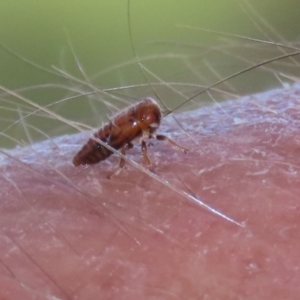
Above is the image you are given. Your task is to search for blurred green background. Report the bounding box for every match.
[0,0,300,148]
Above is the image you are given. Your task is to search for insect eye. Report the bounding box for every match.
[143,113,154,124]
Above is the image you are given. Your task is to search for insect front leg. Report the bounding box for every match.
[156,134,188,154]
[141,139,154,172]
[139,130,155,172]
[106,142,133,179]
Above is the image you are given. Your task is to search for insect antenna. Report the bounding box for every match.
[165,49,300,117]
[127,0,168,111]
[127,0,244,227]
[127,0,199,149]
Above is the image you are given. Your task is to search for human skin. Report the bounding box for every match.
[1,85,300,300]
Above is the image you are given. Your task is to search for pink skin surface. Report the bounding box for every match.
[1,85,300,300]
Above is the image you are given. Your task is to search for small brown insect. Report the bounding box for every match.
[73,97,187,177]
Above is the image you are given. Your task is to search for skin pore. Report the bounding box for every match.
[1,2,300,299]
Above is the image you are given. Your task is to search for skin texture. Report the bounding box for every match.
[1,85,300,300]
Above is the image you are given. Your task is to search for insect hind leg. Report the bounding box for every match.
[106,142,133,179]
[156,134,188,154]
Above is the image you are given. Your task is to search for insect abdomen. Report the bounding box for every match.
[73,123,114,166]
[73,109,141,166]
[73,97,162,167]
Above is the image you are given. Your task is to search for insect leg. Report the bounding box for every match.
[156,134,188,154]
[141,140,154,172]
[106,142,133,179]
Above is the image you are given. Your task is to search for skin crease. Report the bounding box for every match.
[1,84,300,300]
